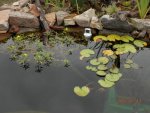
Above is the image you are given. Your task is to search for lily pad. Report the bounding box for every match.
[105,73,122,82]
[109,67,119,73]
[97,65,108,71]
[93,35,107,42]
[96,71,107,76]
[124,64,131,69]
[107,34,120,41]
[121,35,134,42]
[90,59,100,65]
[125,59,133,64]
[98,57,109,64]
[102,50,114,56]
[91,67,98,72]
[74,86,90,97]
[131,63,139,69]
[133,40,147,47]
[86,66,92,70]
[98,79,115,88]
[80,49,95,56]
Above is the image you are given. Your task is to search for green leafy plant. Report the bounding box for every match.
[103,3,121,15]
[136,0,150,18]
[74,34,147,97]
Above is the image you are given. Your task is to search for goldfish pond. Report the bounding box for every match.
[0,32,149,113]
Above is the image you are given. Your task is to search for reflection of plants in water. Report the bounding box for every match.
[7,33,77,72]
[74,34,147,97]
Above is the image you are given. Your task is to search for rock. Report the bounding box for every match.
[20,7,30,13]
[129,18,150,30]
[19,0,30,8]
[13,2,20,6]
[99,29,130,36]
[100,15,134,33]
[0,10,11,33]
[131,30,139,36]
[9,25,20,33]
[0,4,20,11]
[137,30,147,38]
[28,4,40,17]
[45,12,56,26]
[9,11,39,28]
[56,11,69,25]
[64,14,77,26]
[17,28,38,34]
[90,16,102,30]
[73,8,96,27]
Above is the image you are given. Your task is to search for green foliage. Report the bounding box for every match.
[74,86,90,97]
[103,3,120,15]
[98,79,115,88]
[134,40,147,47]
[136,0,150,18]
[75,34,147,96]
[124,59,139,69]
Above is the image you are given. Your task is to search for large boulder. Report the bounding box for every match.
[100,15,134,33]
[73,8,96,27]
[9,11,39,28]
[56,11,69,25]
[0,10,11,33]
[129,18,150,30]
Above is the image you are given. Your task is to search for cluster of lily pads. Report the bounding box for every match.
[74,34,147,97]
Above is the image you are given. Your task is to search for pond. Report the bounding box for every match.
[0,35,150,113]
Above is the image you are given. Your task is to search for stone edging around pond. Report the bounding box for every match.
[0,0,150,39]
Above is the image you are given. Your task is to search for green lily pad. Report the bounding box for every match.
[98,57,109,64]
[93,35,108,41]
[91,67,98,72]
[74,86,90,97]
[125,59,133,64]
[107,34,120,41]
[97,65,108,71]
[110,54,117,59]
[105,73,122,82]
[124,64,131,69]
[131,63,139,69]
[133,40,147,47]
[86,66,92,70]
[121,35,134,42]
[90,59,100,65]
[98,79,115,88]
[80,49,95,55]
[109,67,119,73]
[124,44,137,53]
[96,71,107,76]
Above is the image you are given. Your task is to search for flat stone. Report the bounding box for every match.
[90,16,102,30]
[74,8,96,27]
[19,0,30,7]
[9,11,39,28]
[100,15,134,33]
[64,14,77,26]
[129,18,150,30]
[0,4,20,11]
[45,12,56,26]
[56,11,69,25]
[0,10,11,33]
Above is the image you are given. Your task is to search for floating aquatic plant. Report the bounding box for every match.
[98,79,115,88]
[96,70,107,76]
[133,40,147,47]
[74,86,90,97]
[75,34,147,96]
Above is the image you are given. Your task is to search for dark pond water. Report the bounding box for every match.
[0,39,150,113]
